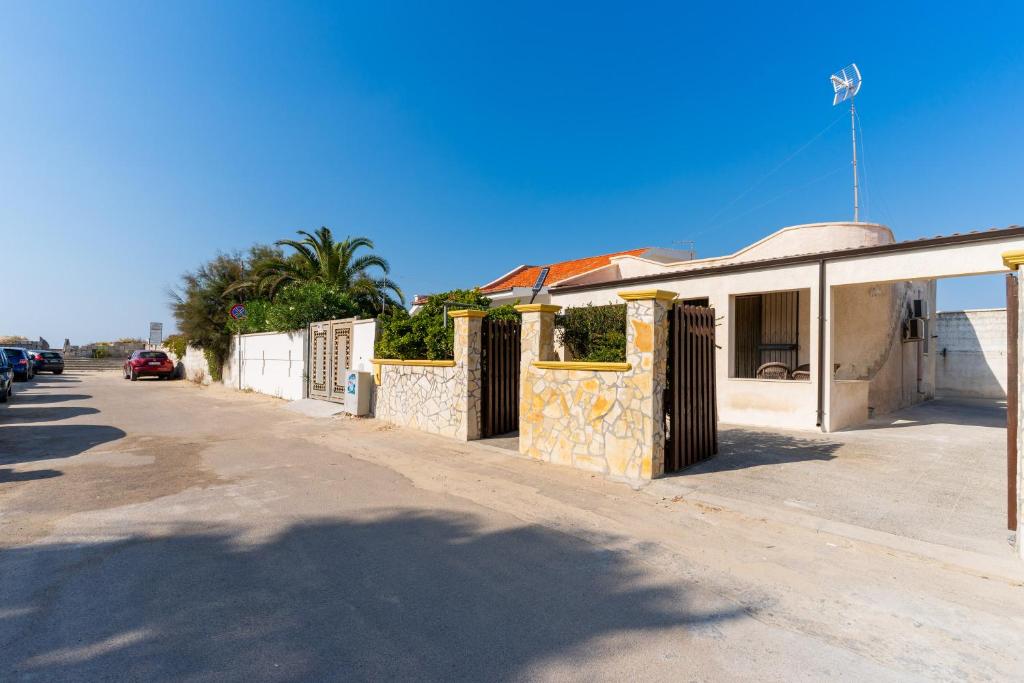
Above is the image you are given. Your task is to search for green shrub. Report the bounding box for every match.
[164,333,188,360]
[556,304,627,362]
[375,289,519,360]
[233,299,272,334]
[263,282,359,332]
[203,348,223,382]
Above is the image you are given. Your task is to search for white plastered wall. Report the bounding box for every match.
[551,262,823,430]
[351,319,378,373]
[552,233,1024,432]
[223,330,307,401]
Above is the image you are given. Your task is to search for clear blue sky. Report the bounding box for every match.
[1,1,1021,344]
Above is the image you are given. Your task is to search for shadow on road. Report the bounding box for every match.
[845,397,1007,430]
[0,406,100,424]
[0,425,127,464]
[0,468,62,482]
[0,511,744,680]
[665,428,842,476]
[5,393,93,405]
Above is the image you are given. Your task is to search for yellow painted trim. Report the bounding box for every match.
[514,303,561,314]
[447,309,487,319]
[371,358,456,367]
[532,361,631,372]
[1002,250,1024,270]
[617,289,677,302]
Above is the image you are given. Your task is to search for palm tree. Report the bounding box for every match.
[238,227,404,309]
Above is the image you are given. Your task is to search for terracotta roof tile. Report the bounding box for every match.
[480,248,649,293]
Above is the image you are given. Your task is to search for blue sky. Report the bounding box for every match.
[1,1,1021,344]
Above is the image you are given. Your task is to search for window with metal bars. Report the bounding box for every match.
[732,290,807,380]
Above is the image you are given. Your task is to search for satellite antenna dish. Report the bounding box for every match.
[830,63,862,221]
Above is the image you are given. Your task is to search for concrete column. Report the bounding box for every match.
[618,290,674,479]
[448,309,486,441]
[514,304,561,456]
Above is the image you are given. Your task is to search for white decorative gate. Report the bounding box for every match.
[309,317,355,403]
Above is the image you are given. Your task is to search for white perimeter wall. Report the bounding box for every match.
[223,331,307,401]
[936,309,1007,399]
[220,320,377,402]
[180,345,212,385]
[351,319,378,372]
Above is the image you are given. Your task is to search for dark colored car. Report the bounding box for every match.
[0,349,13,402]
[25,350,44,372]
[2,348,33,381]
[32,351,64,374]
[124,350,174,380]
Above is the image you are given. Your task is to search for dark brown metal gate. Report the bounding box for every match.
[664,304,718,472]
[1007,274,1018,532]
[481,318,521,438]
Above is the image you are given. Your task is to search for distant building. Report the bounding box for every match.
[0,335,50,349]
[62,338,146,359]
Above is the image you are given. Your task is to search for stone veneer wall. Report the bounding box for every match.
[372,310,483,440]
[517,292,672,484]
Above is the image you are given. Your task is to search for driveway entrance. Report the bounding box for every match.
[657,397,1009,557]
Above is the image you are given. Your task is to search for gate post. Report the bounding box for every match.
[1002,251,1024,557]
[448,309,486,440]
[618,290,675,479]
[514,304,561,456]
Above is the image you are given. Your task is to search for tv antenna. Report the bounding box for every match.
[830,63,862,222]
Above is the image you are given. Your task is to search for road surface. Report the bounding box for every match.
[1,373,1021,681]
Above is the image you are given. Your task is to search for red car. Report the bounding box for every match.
[124,350,175,380]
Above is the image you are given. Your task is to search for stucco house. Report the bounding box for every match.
[475,221,1024,432]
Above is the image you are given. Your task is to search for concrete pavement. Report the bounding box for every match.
[1,373,1022,681]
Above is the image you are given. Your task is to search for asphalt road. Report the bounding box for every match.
[1,373,1022,681]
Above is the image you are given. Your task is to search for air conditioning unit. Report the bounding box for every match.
[903,317,926,342]
[912,299,929,318]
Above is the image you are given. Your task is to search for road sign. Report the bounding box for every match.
[229,304,247,320]
[149,322,163,346]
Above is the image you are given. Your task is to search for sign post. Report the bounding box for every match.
[149,322,163,347]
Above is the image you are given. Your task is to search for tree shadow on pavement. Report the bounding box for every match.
[0,406,100,424]
[28,376,81,384]
[0,425,126,464]
[6,393,93,405]
[0,468,61,482]
[0,511,744,681]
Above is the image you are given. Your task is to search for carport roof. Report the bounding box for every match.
[550,225,1024,293]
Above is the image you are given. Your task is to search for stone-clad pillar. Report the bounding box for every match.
[514,304,561,456]
[448,309,486,441]
[618,290,675,480]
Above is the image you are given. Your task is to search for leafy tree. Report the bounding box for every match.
[168,246,272,375]
[264,282,360,331]
[163,333,189,360]
[375,289,519,360]
[556,304,627,362]
[237,227,403,315]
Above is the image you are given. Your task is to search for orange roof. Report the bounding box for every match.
[480,248,649,293]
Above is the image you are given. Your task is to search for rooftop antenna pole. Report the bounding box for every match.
[850,94,859,222]
[831,63,863,222]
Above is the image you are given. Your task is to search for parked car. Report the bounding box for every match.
[25,349,43,372]
[2,348,34,381]
[124,350,175,380]
[32,350,64,374]
[0,349,13,402]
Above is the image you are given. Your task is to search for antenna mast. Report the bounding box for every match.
[830,63,862,222]
[850,95,858,222]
